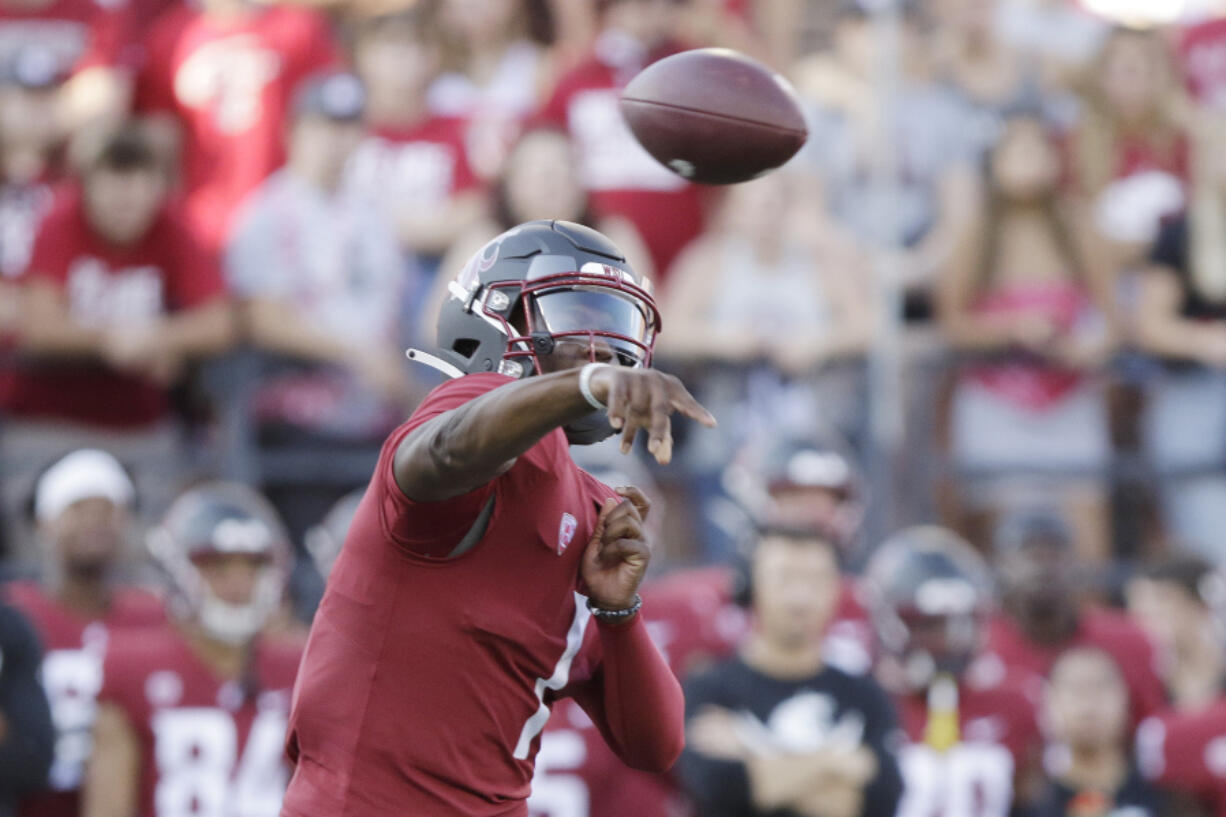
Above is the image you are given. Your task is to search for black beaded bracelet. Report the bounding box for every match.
[586,593,642,621]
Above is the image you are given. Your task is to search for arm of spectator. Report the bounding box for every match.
[395,190,487,258]
[18,278,107,358]
[1135,267,1226,365]
[0,605,53,796]
[908,163,979,289]
[81,702,140,817]
[655,239,762,364]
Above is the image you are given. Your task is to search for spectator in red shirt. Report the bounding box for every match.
[4,122,233,431]
[345,8,487,267]
[984,508,1166,726]
[537,0,706,280]
[134,0,341,251]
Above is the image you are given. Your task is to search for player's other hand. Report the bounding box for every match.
[588,367,716,465]
[581,487,652,613]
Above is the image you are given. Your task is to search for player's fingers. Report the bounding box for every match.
[618,378,649,454]
[601,537,653,568]
[645,378,674,465]
[668,380,717,428]
[605,371,630,430]
[615,486,651,521]
[602,513,644,546]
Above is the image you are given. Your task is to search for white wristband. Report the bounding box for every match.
[578,363,610,411]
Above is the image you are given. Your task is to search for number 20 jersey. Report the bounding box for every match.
[96,623,302,817]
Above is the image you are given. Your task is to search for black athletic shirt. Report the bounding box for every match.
[1150,213,1226,322]
[0,600,53,817]
[679,655,904,817]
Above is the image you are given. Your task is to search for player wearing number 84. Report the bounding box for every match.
[280,220,717,816]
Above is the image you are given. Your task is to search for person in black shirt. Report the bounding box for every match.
[679,526,903,817]
[0,599,53,817]
[1035,647,1164,817]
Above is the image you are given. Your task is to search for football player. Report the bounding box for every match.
[283,220,716,817]
[83,482,301,817]
[5,449,164,817]
[864,527,1044,817]
[985,508,1165,725]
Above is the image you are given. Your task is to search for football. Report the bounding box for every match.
[619,48,809,185]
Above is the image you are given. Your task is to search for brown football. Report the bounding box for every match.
[619,48,808,185]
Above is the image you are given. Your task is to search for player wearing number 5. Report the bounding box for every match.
[281,220,716,817]
[83,483,301,817]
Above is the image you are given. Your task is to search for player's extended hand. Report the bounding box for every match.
[588,367,716,465]
[581,487,652,613]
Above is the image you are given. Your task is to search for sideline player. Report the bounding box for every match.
[83,483,301,817]
[282,220,717,816]
[864,527,1043,817]
[5,449,164,817]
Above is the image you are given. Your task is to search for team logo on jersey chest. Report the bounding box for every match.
[558,513,578,555]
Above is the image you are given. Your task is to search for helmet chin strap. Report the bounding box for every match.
[564,411,617,445]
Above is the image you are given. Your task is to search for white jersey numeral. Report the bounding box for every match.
[528,729,589,817]
[41,648,104,790]
[897,743,1015,817]
[151,707,288,817]
[514,593,591,760]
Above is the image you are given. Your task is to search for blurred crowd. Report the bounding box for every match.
[2,0,1226,815]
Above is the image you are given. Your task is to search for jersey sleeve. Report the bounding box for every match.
[1137,708,1223,800]
[97,637,145,724]
[857,677,906,817]
[375,373,568,557]
[163,211,227,308]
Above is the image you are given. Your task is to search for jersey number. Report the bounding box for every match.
[897,744,1014,817]
[152,707,287,817]
[527,729,589,817]
[41,648,103,790]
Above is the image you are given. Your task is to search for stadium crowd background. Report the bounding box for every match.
[7,0,1226,814]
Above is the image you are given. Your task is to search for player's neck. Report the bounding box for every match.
[50,571,112,618]
[180,623,250,680]
[740,633,823,680]
[366,93,427,130]
[1061,744,1127,794]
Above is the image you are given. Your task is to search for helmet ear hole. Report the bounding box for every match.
[452,338,480,360]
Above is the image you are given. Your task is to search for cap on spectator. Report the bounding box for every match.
[1,44,67,90]
[293,71,366,123]
[35,449,135,523]
[993,507,1074,553]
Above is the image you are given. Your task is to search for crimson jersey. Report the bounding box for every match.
[893,668,1043,817]
[985,608,1165,725]
[134,4,340,250]
[1180,18,1226,108]
[284,373,674,817]
[537,34,705,278]
[4,580,164,817]
[1138,699,1226,816]
[343,116,482,245]
[0,187,226,427]
[97,622,301,817]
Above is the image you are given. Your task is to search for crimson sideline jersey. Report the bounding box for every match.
[97,622,301,817]
[5,580,164,817]
[537,33,705,278]
[985,608,1165,725]
[0,187,226,428]
[283,372,682,817]
[0,0,137,75]
[1138,699,1226,816]
[135,4,340,250]
[894,664,1043,817]
[343,116,482,251]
